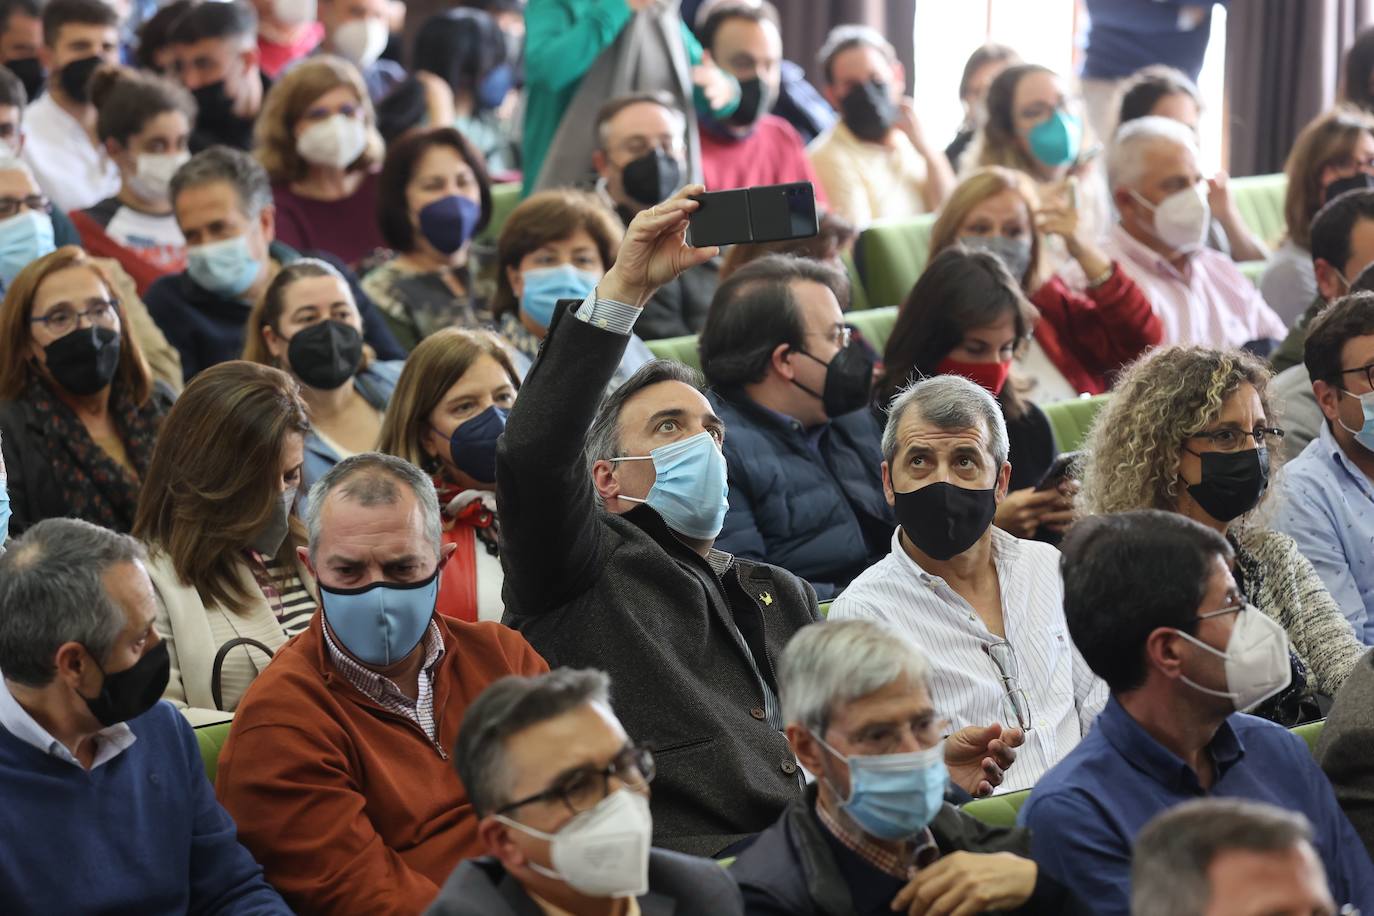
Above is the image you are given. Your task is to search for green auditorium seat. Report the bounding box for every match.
[194,720,232,784]
[1229,173,1288,250]
[1042,394,1109,454]
[855,214,938,308]
[842,250,871,311]
[646,334,702,371]
[818,601,831,617]
[475,182,522,246]
[1238,259,1266,289]
[962,788,1032,827]
[847,306,899,355]
[1292,718,1325,752]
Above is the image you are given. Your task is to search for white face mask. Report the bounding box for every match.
[1173,604,1292,712]
[1129,183,1210,254]
[129,151,190,203]
[296,114,368,169]
[331,17,389,69]
[272,0,316,27]
[497,789,652,898]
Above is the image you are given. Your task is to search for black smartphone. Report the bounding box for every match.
[1035,450,1082,492]
[687,181,819,248]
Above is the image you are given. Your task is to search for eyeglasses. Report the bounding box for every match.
[495,743,655,817]
[29,299,119,337]
[836,716,952,757]
[806,324,852,349]
[1187,426,1285,453]
[983,638,1034,732]
[0,194,50,219]
[1338,360,1374,392]
[1196,591,1248,623]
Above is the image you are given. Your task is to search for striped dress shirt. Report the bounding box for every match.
[830,528,1108,793]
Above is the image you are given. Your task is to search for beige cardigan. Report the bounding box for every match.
[146,549,316,725]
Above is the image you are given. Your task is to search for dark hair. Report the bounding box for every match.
[815,24,894,86]
[455,668,612,816]
[876,245,1037,419]
[1060,510,1233,694]
[169,0,257,46]
[136,0,195,72]
[90,65,197,145]
[376,127,492,253]
[958,43,1018,101]
[493,189,622,319]
[0,0,39,33]
[1308,188,1374,274]
[1345,26,1374,113]
[1304,290,1374,384]
[412,7,507,97]
[0,62,24,109]
[698,0,780,53]
[978,63,1055,172]
[700,254,847,389]
[42,0,117,47]
[594,91,683,151]
[1117,65,1202,128]
[585,359,707,470]
[719,209,858,293]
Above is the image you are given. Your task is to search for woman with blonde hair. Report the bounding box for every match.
[133,360,314,722]
[377,328,519,622]
[256,55,387,268]
[0,246,171,535]
[1261,105,1374,325]
[927,166,1160,401]
[242,258,403,490]
[1080,345,1365,725]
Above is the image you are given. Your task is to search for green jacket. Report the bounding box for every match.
[1272,294,1326,373]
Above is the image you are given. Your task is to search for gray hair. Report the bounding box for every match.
[585,359,708,472]
[880,374,1009,468]
[0,518,146,687]
[454,668,612,816]
[816,24,896,85]
[1131,799,1317,916]
[169,145,273,218]
[305,453,443,562]
[780,620,931,736]
[1107,115,1199,192]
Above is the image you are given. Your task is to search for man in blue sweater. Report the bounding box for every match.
[0,518,289,914]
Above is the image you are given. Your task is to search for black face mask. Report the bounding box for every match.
[286,319,364,390]
[81,641,171,727]
[794,343,874,418]
[4,57,45,104]
[58,55,101,104]
[894,481,998,561]
[191,81,255,149]
[1183,447,1269,523]
[726,77,774,129]
[44,325,121,395]
[621,148,683,208]
[1323,172,1374,206]
[840,79,898,142]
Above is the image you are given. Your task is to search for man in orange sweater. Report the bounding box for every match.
[215,452,548,914]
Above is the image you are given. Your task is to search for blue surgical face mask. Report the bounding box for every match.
[1338,388,1374,453]
[519,263,601,330]
[0,474,10,547]
[187,235,262,299]
[610,431,729,540]
[320,569,439,667]
[817,735,948,840]
[1027,109,1080,168]
[0,209,55,287]
[442,405,508,484]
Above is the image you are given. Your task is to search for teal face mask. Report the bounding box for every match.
[1027,109,1081,168]
[1338,388,1374,453]
[320,569,439,667]
[610,431,730,540]
[817,735,948,840]
[0,209,55,287]
[0,474,10,546]
[519,264,601,330]
[187,235,262,299]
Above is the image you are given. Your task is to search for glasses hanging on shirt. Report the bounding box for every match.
[984,638,1034,732]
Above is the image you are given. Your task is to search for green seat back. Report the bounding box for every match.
[818,600,831,617]
[476,182,522,246]
[1292,718,1325,752]
[856,214,938,308]
[962,788,1032,827]
[847,306,899,355]
[1237,259,1266,289]
[645,334,702,371]
[1042,394,1110,454]
[842,250,871,311]
[1229,173,1288,249]
[194,721,232,784]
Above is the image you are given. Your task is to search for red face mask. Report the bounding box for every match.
[936,356,1012,396]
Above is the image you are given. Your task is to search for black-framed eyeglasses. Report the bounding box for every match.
[29,299,119,337]
[0,194,50,219]
[495,743,655,817]
[983,638,1034,732]
[1338,360,1374,393]
[1186,426,1285,453]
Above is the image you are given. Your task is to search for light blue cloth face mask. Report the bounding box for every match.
[320,570,439,666]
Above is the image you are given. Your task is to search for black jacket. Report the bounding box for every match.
[424,849,744,916]
[497,306,821,856]
[732,785,1087,916]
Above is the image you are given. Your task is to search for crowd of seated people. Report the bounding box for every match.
[7,2,1374,914]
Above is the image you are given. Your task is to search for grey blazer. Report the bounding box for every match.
[423,849,744,916]
[1316,648,1374,861]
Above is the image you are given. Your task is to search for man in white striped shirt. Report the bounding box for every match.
[830,375,1107,792]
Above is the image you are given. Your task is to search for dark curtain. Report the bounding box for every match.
[1226,0,1374,176]
[772,0,917,91]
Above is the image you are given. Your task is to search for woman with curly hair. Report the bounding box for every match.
[1079,345,1365,724]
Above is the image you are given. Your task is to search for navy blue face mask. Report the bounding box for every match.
[441,405,508,484]
[418,195,481,256]
[476,63,514,110]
